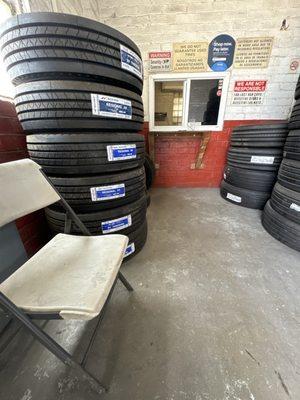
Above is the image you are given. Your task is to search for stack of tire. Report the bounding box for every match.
[262,77,300,252]
[220,123,289,209]
[0,12,148,261]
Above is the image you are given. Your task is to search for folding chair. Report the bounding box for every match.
[0,159,134,394]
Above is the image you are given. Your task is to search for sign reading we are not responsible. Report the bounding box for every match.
[232,80,268,105]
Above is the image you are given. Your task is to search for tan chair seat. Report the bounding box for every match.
[0,233,128,320]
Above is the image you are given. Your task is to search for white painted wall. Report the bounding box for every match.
[28,0,300,121]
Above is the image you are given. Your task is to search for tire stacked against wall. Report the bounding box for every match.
[0,12,148,261]
[262,77,300,252]
[220,123,289,209]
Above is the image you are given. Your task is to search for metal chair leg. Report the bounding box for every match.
[0,292,107,394]
[80,277,118,368]
[118,272,134,292]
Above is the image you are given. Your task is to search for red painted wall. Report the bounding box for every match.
[0,98,48,257]
[140,120,285,188]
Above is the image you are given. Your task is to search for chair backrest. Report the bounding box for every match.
[0,159,60,228]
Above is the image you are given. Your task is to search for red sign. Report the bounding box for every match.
[149,51,172,59]
[234,80,267,92]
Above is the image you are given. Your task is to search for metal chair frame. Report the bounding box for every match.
[0,170,133,395]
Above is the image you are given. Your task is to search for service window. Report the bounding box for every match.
[149,72,230,132]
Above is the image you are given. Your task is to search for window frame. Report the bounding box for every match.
[149,71,230,132]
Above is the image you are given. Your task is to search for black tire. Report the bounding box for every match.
[46,194,147,236]
[295,75,300,100]
[144,154,155,189]
[227,147,283,171]
[224,164,277,192]
[262,200,300,252]
[146,191,151,207]
[277,158,300,193]
[0,12,143,94]
[230,123,288,148]
[47,212,148,262]
[15,80,143,133]
[289,98,300,130]
[49,167,146,212]
[220,180,270,209]
[123,219,148,262]
[270,183,300,224]
[283,130,300,161]
[27,133,145,174]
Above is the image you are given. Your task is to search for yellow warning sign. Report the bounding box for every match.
[234,37,273,69]
[173,42,208,72]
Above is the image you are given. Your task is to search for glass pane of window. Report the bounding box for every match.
[188,79,223,125]
[155,81,184,126]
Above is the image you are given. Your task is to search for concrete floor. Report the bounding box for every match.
[0,188,300,400]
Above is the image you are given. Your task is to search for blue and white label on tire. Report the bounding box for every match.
[101,214,132,234]
[226,192,241,203]
[91,94,132,120]
[107,144,137,161]
[290,202,300,212]
[250,155,274,164]
[120,44,143,79]
[90,183,125,201]
[124,242,135,258]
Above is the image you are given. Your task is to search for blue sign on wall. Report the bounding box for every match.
[208,34,236,72]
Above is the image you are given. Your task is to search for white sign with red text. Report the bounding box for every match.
[232,80,267,105]
[149,51,172,72]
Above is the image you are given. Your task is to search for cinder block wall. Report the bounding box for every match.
[27,0,300,186]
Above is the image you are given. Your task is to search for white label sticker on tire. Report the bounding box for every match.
[223,172,227,179]
[120,44,143,79]
[91,94,132,119]
[101,214,132,233]
[90,183,125,201]
[124,242,135,257]
[250,156,274,164]
[226,192,242,203]
[290,202,300,212]
[107,144,137,161]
